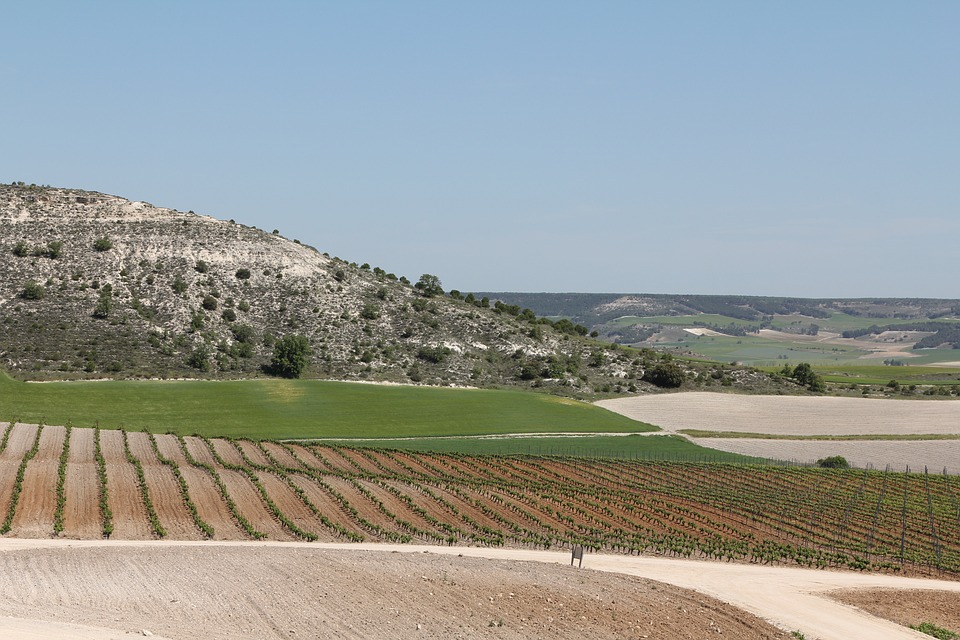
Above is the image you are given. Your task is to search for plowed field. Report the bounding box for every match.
[1,422,959,580]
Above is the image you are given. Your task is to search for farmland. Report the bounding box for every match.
[599,393,960,474]
[2,422,959,579]
[0,373,649,440]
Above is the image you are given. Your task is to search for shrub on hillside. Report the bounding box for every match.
[642,362,686,388]
[20,281,45,300]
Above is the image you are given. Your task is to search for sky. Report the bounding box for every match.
[2,2,957,298]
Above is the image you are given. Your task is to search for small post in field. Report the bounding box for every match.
[571,544,584,568]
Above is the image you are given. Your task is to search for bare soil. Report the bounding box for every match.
[0,542,792,640]
[598,392,960,472]
[63,427,101,537]
[829,588,960,634]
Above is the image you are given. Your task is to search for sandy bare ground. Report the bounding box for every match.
[681,437,960,473]
[597,393,960,436]
[0,540,793,640]
[598,392,960,471]
[1,540,957,640]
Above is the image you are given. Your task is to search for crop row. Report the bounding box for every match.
[0,424,957,576]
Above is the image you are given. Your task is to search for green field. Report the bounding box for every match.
[0,372,655,440]
[669,334,866,365]
[318,433,768,462]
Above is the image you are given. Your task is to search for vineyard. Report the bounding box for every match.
[1,422,959,578]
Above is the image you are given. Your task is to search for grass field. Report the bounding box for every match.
[316,433,764,462]
[671,334,866,365]
[0,372,654,440]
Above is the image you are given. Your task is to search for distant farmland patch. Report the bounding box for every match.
[598,392,960,473]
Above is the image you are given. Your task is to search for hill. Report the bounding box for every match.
[481,292,960,360]
[0,183,806,397]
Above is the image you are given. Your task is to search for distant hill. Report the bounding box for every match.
[479,292,960,348]
[0,183,797,396]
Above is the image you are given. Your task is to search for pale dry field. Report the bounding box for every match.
[598,393,960,436]
[684,438,960,473]
[2,541,959,640]
[0,541,792,640]
[598,392,960,472]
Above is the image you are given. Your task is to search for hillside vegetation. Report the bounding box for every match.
[0,183,808,398]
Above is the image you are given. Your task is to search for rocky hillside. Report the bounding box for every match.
[0,183,795,396]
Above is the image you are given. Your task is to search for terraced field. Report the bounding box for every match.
[2,422,959,579]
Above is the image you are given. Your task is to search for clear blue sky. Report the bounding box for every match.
[2,2,957,298]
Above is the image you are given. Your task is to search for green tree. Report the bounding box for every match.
[92,289,113,318]
[415,274,443,297]
[816,456,850,469]
[269,334,311,378]
[93,237,113,252]
[791,362,826,392]
[643,362,686,388]
[187,345,211,372]
[231,323,255,343]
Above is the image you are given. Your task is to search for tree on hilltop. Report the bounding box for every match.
[415,274,443,297]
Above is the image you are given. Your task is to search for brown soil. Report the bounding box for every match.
[216,468,292,540]
[154,433,189,465]
[9,426,63,536]
[286,443,339,472]
[253,469,331,540]
[125,431,201,539]
[63,427,101,538]
[324,474,403,532]
[0,423,38,461]
[175,465,242,540]
[182,435,218,466]
[829,587,960,634]
[287,473,369,539]
[97,429,153,539]
[209,438,245,466]
[0,543,792,640]
[234,439,273,467]
[259,441,303,468]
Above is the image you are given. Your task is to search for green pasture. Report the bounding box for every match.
[321,433,769,463]
[610,314,761,328]
[815,363,960,385]
[666,334,866,365]
[0,372,655,440]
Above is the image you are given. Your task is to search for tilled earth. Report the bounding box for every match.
[0,544,791,640]
[828,587,960,635]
